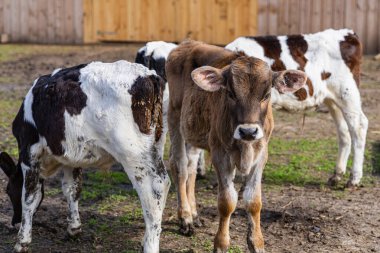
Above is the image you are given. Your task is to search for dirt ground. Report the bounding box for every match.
[0,44,379,253]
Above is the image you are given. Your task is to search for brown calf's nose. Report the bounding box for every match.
[239,127,259,141]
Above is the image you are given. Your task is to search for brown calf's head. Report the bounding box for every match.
[191,56,307,142]
[0,152,23,225]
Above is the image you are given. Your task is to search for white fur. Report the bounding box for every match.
[226,29,368,185]
[23,78,39,127]
[51,68,62,76]
[144,41,177,60]
[15,61,170,253]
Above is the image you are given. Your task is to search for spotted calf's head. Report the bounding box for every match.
[191,56,307,142]
[0,152,23,225]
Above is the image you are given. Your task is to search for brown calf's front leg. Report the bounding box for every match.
[213,152,237,252]
[243,146,267,253]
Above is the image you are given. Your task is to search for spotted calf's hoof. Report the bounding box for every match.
[179,218,195,236]
[327,173,343,187]
[14,243,29,253]
[345,180,359,189]
[67,226,82,237]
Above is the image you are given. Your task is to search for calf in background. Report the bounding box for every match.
[226,29,368,187]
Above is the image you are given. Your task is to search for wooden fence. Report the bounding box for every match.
[0,0,380,53]
[0,0,83,43]
[257,0,380,54]
[83,0,258,45]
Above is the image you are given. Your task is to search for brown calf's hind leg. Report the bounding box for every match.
[186,145,203,227]
[168,109,193,235]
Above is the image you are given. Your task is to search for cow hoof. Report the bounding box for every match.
[67,226,82,237]
[327,174,342,187]
[345,180,359,189]
[179,219,194,236]
[14,243,29,253]
[213,247,228,253]
[193,215,203,227]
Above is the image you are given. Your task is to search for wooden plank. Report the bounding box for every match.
[366,0,378,53]
[0,0,4,33]
[333,0,344,29]
[344,0,356,31]
[64,0,75,43]
[29,0,39,43]
[289,0,300,34]
[278,0,289,34]
[310,0,322,33]
[268,0,278,35]
[321,0,333,30]
[248,0,258,35]
[355,0,367,51]
[46,0,56,43]
[83,0,95,43]
[73,0,83,43]
[299,0,311,34]
[257,0,268,35]
[10,0,20,41]
[37,0,48,43]
[55,0,65,43]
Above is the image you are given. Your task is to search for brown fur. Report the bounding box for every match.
[321,71,332,80]
[340,33,362,87]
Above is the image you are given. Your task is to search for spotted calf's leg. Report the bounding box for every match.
[212,150,237,253]
[14,160,43,253]
[336,87,368,187]
[324,100,352,186]
[62,167,83,236]
[243,146,266,253]
[120,151,170,253]
[186,145,203,227]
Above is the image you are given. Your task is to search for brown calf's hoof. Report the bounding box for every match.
[179,219,195,236]
[14,243,29,253]
[193,215,203,227]
[327,174,342,187]
[213,248,228,253]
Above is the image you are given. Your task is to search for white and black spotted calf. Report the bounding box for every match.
[0,60,170,253]
[226,29,368,187]
[135,41,207,177]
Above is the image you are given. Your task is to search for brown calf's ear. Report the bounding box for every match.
[273,70,307,94]
[191,66,225,92]
[0,152,17,178]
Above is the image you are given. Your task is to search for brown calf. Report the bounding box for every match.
[166,40,307,252]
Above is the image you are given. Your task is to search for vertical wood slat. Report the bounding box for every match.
[366,0,378,53]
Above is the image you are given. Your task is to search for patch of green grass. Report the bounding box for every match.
[0,98,22,157]
[45,188,61,197]
[228,245,244,253]
[82,171,135,201]
[264,138,375,186]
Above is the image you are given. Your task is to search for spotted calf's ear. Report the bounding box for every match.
[191,66,225,92]
[272,70,307,94]
[0,152,17,178]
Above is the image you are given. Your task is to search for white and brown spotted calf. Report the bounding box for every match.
[166,40,307,252]
[226,28,368,187]
[0,61,170,253]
